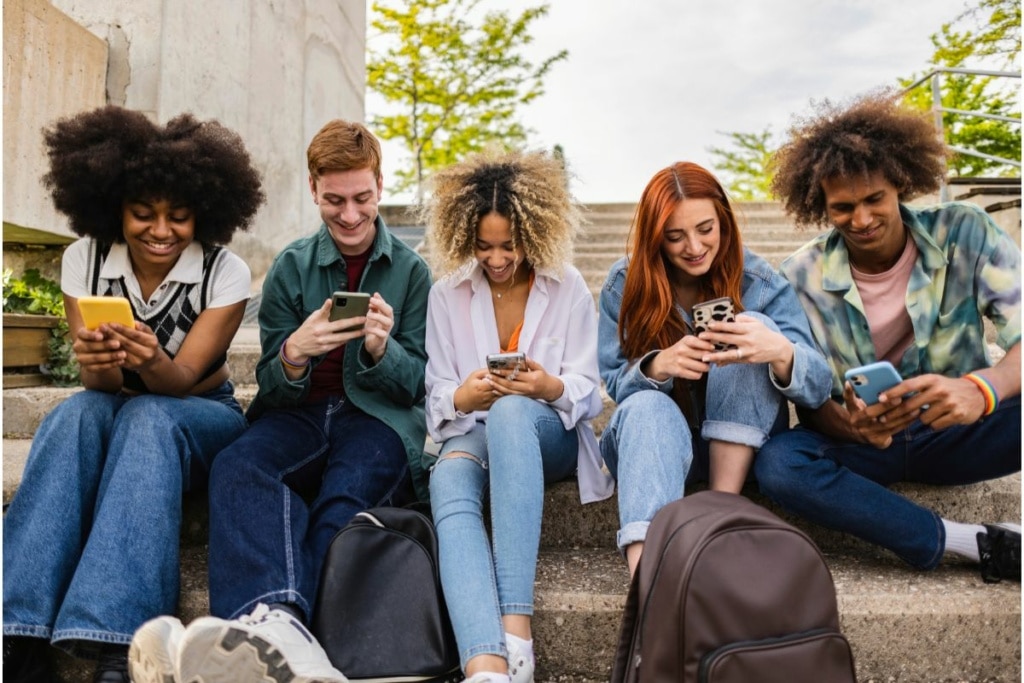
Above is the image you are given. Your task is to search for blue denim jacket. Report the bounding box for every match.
[598,248,832,410]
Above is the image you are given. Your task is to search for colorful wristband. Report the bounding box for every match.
[280,340,310,369]
[963,372,998,416]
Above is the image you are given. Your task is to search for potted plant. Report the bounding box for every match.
[2,268,79,387]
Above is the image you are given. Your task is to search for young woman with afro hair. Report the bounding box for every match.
[422,149,610,683]
[2,105,264,683]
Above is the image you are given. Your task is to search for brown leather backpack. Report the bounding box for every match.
[610,491,856,683]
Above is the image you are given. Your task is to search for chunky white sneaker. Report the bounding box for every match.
[506,639,534,683]
[129,615,185,683]
[176,603,348,683]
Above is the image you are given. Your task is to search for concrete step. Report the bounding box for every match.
[5,434,1020,556]
[50,546,1022,683]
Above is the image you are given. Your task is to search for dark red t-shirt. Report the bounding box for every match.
[305,247,371,404]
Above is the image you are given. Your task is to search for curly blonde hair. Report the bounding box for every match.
[420,149,582,277]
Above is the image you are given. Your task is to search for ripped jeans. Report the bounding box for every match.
[428,395,578,670]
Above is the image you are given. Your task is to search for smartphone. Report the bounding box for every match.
[844,361,903,405]
[76,296,135,330]
[328,292,371,329]
[691,297,736,351]
[486,352,526,376]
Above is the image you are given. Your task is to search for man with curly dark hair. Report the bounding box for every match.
[135,119,432,682]
[755,92,1021,583]
[2,106,264,683]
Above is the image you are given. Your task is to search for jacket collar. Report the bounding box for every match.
[315,214,394,267]
[820,203,947,293]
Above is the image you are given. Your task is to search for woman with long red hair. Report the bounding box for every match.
[597,161,831,574]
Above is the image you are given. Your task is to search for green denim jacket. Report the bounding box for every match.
[247,218,433,500]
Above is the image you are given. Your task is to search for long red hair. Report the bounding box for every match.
[618,163,745,417]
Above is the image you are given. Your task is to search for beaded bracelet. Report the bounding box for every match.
[963,372,998,416]
[280,340,310,369]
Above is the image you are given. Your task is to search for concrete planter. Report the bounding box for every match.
[3,312,60,387]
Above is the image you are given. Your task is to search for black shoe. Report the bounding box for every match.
[977,523,1021,584]
[3,635,57,683]
[93,644,130,683]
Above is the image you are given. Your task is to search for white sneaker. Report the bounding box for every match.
[506,639,534,683]
[129,615,185,683]
[176,603,348,683]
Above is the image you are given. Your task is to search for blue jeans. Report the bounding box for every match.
[600,359,786,549]
[755,395,1021,569]
[207,397,412,620]
[2,383,245,656]
[429,396,578,669]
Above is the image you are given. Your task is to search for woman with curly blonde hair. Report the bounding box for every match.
[597,161,832,575]
[422,149,611,683]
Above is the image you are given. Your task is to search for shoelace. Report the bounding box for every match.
[240,603,273,625]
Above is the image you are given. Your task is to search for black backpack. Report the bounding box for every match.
[312,506,462,683]
[611,491,857,683]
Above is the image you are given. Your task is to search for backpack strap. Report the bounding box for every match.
[610,569,642,683]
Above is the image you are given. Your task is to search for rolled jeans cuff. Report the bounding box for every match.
[701,419,770,449]
[617,520,651,551]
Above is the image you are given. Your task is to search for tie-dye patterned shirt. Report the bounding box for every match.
[779,202,1021,400]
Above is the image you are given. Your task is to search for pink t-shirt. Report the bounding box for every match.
[851,237,918,365]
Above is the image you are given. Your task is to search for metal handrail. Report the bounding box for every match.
[901,66,1021,202]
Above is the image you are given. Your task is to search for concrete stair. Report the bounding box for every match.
[3,201,1020,682]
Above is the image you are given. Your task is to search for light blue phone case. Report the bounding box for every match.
[844,361,903,405]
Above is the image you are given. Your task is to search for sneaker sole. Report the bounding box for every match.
[178,622,344,683]
[128,622,178,683]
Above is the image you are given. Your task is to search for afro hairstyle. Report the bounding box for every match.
[770,90,948,228]
[42,105,265,244]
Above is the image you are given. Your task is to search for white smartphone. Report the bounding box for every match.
[486,352,525,376]
[692,296,737,351]
[329,292,371,330]
[844,361,903,405]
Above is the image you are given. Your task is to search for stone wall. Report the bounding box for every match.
[4,0,367,287]
[3,0,108,244]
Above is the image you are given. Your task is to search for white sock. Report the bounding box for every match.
[942,519,986,562]
[469,673,510,683]
[505,632,534,663]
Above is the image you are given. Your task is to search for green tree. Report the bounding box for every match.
[902,0,1021,177]
[367,0,567,199]
[707,129,778,201]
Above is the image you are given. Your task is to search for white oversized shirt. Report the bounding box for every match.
[425,261,614,503]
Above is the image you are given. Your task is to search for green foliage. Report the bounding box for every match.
[367,0,567,198]
[707,129,778,201]
[902,0,1021,177]
[2,268,80,385]
[2,268,65,316]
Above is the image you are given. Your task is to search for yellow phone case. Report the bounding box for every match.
[77,296,135,330]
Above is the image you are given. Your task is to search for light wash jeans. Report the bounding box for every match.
[2,383,245,657]
[600,360,786,550]
[429,396,578,670]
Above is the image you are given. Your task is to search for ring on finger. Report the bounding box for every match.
[735,348,742,360]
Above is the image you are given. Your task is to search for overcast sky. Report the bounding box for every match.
[369,0,972,204]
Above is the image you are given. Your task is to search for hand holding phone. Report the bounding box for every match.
[77,296,135,331]
[328,291,371,330]
[691,297,737,351]
[844,361,903,405]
